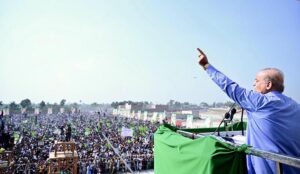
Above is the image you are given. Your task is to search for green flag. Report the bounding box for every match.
[84,128,91,136]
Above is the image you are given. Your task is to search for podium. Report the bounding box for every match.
[47,141,78,174]
[154,124,248,174]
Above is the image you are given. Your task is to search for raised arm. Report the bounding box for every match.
[196,48,266,111]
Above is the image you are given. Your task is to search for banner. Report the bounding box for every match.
[38,141,44,146]
[31,131,37,138]
[34,108,40,115]
[163,112,167,122]
[152,112,158,122]
[71,107,76,114]
[143,111,148,121]
[53,129,60,135]
[171,113,176,126]
[13,132,20,144]
[205,116,213,128]
[126,110,131,118]
[112,109,118,115]
[182,110,192,114]
[21,108,26,114]
[139,126,148,136]
[4,108,10,116]
[121,127,133,137]
[60,108,64,114]
[186,115,193,128]
[159,113,165,124]
[48,108,52,115]
[131,111,135,118]
[137,111,141,120]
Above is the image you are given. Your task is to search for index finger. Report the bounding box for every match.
[197,48,205,55]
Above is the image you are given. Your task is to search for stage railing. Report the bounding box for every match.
[177,130,300,174]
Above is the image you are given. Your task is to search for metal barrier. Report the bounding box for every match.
[101,132,134,173]
[177,130,300,174]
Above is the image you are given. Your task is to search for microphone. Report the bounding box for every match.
[224,108,236,121]
[224,112,230,119]
[229,108,236,121]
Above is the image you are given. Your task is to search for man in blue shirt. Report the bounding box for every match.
[197,48,300,174]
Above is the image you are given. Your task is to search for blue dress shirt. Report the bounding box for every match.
[206,65,300,174]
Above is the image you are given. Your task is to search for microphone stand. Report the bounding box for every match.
[212,104,235,136]
[241,108,244,136]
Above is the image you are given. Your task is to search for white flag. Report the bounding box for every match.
[205,116,213,128]
[21,108,26,114]
[137,111,141,120]
[53,128,61,135]
[171,114,177,126]
[60,108,64,114]
[71,107,76,114]
[143,111,148,121]
[3,108,10,116]
[126,110,131,118]
[112,109,118,115]
[48,108,52,115]
[34,108,40,115]
[186,115,194,128]
[152,112,158,122]
[121,127,133,137]
[159,113,165,124]
[131,111,135,118]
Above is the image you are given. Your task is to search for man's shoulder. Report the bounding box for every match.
[260,92,299,110]
[266,91,289,101]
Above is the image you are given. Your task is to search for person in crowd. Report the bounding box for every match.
[7,110,157,173]
[65,124,72,141]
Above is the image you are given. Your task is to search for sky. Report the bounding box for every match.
[1,0,300,105]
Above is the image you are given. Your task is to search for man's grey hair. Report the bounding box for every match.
[261,68,284,93]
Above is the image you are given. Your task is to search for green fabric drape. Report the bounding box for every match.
[154,125,248,174]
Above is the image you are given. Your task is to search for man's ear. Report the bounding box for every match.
[266,81,273,90]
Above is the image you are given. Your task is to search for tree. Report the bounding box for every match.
[9,101,20,114]
[200,102,209,108]
[215,102,225,108]
[174,101,181,107]
[60,99,66,106]
[39,101,46,109]
[224,101,235,108]
[71,102,78,108]
[9,102,18,109]
[53,103,60,114]
[37,101,46,114]
[0,101,3,107]
[212,102,216,108]
[111,102,119,109]
[20,99,32,108]
[91,102,99,107]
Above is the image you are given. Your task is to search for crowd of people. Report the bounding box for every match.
[0,110,159,173]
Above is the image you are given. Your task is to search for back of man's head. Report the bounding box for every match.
[261,68,284,93]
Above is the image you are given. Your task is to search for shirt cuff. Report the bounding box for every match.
[206,64,216,74]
